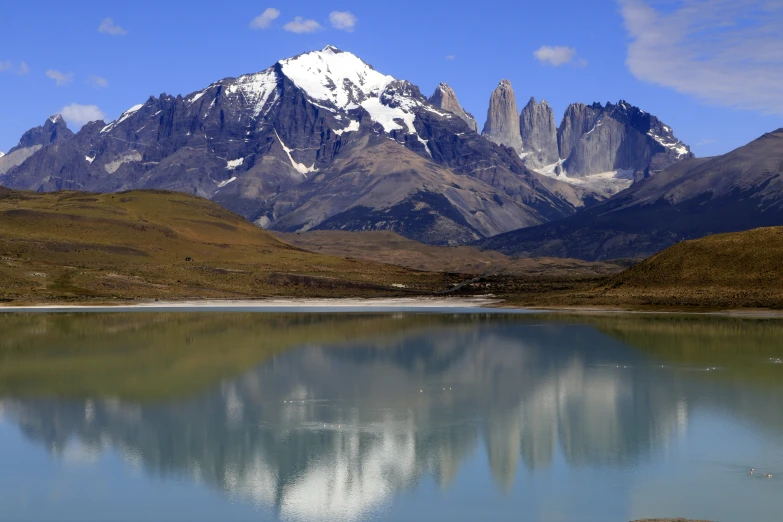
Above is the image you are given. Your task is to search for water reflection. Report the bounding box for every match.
[1,314,783,521]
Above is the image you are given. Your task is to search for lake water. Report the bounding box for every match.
[1,312,782,522]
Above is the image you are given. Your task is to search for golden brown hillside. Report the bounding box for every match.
[597,226,783,308]
[277,230,627,277]
[0,189,461,303]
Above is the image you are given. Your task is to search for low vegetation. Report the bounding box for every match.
[1,188,781,311]
[0,188,462,303]
[278,229,627,277]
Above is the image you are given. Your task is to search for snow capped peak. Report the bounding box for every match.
[278,47,395,110]
[0,151,4,158]
[48,114,63,124]
[321,44,342,54]
[101,103,144,134]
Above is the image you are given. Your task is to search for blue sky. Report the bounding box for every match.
[1,0,781,157]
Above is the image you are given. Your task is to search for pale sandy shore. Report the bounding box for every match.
[0,297,516,313]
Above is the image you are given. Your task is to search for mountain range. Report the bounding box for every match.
[1,45,779,262]
[481,129,783,260]
[0,46,693,247]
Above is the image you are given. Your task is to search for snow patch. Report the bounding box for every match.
[104,151,142,174]
[225,69,278,116]
[188,90,206,105]
[333,119,360,135]
[536,162,635,198]
[226,158,244,170]
[647,131,690,158]
[85,155,95,164]
[217,177,237,188]
[101,103,144,134]
[274,129,317,176]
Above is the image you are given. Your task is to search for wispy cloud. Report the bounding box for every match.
[0,61,28,75]
[98,17,127,36]
[60,103,106,128]
[250,8,280,29]
[88,75,108,88]
[46,69,74,86]
[619,0,783,115]
[533,46,580,67]
[329,11,357,32]
[283,16,322,34]
[445,55,455,61]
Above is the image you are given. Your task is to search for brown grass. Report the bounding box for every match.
[0,189,463,304]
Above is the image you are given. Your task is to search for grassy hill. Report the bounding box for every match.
[486,226,783,310]
[277,230,626,277]
[598,226,783,308]
[0,188,460,303]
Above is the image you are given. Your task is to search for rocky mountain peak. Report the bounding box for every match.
[428,83,478,133]
[277,47,395,110]
[557,99,692,179]
[11,115,73,153]
[482,79,523,154]
[519,97,559,167]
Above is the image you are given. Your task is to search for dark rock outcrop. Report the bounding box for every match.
[428,83,478,133]
[11,114,74,153]
[0,115,75,175]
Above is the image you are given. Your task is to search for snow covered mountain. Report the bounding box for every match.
[1,46,580,244]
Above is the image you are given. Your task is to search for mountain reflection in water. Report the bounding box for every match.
[1,313,783,522]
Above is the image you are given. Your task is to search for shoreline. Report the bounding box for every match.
[0,297,782,318]
[0,297,511,313]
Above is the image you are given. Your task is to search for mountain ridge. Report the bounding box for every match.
[480,128,783,260]
[1,46,585,245]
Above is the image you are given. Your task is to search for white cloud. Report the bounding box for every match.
[46,70,74,86]
[533,46,578,67]
[283,16,322,34]
[60,103,106,128]
[445,55,455,61]
[88,75,108,88]
[2,61,30,75]
[98,17,127,36]
[250,8,280,29]
[329,11,357,32]
[619,0,783,115]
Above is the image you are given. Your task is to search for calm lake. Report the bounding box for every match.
[1,312,782,522]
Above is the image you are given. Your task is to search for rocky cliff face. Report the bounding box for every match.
[0,46,579,245]
[482,80,524,155]
[428,83,477,133]
[519,97,559,167]
[0,115,74,175]
[481,129,783,261]
[558,101,692,178]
